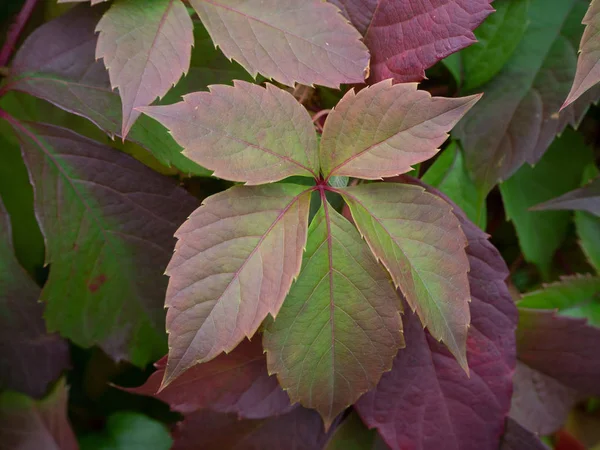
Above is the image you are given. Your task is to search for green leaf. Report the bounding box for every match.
[6,119,198,366]
[164,184,311,386]
[499,130,594,278]
[96,0,193,136]
[319,80,480,180]
[421,141,487,229]
[189,0,369,88]
[461,0,530,91]
[576,211,600,272]
[79,412,172,450]
[264,200,403,428]
[140,82,320,184]
[341,183,471,372]
[0,379,78,450]
[517,274,600,327]
[324,412,382,450]
[441,53,462,85]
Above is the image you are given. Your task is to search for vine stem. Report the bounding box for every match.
[0,0,38,67]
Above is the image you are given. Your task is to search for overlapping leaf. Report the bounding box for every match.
[329,0,493,83]
[163,184,311,386]
[576,210,600,271]
[0,379,78,450]
[96,0,193,137]
[319,80,480,180]
[140,82,320,184]
[127,339,292,418]
[7,119,197,366]
[6,6,207,175]
[324,412,383,450]
[341,183,471,370]
[500,130,594,277]
[0,199,69,398]
[532,176,600,216]
[355,179,517,450]
[500,418,549,450]
[264,201,403,428]
[455,0,600,192]
[563,0,600,108]
[189,0,370,88]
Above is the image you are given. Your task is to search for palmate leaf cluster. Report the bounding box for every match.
[0,0,600,449]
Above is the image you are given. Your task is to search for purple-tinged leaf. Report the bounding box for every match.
[329,0,493,83]
[509,362,577,435]
[171,407,333,450]
[341,183,471,370]
[517,308,600,396]
[140,82,319,184]
[5,119,198,367]
[164,184,311,386]
[355,178,517,450]
[96,0,193,137]
[0,379,78,450]
[264,201,403,429]
[532,176,600,217]
[454,0,600,192]
[6,6,207,176]
[189,0,369,88]
[500,418,549,450]
[563,0,600,108]
[0,199,69,398]
[127,339,292,419]
[320,81,480,181]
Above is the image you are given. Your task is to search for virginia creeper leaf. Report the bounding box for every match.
[140,82,320,184]
[189,0,369,88]
[79,412,172,450]
[499,130,594,278]
[517,275,600,327]
[455,0,600,192]
[576,210,600,271]
[329,0,493,83]
[0,379,78,450]
[341,183,471,370]
[517,308,600,396]
[324,412,383,450]
[164,184,311,386]
[6,6,208,176]
[263,201,404,428]
[6,119,197,366]
[356,180,517,450]
[96,0,193,137]
[319,80,480,180]
[460,0,531,91]
[0,199,69,398]
[171,407,333,450]
[532,176,600,217]
[127,339,292,419]
[500,418,550,450]
[509,362,578,435]
[563,0,600,108]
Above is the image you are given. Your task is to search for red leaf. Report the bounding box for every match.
[330,0,494,83]
[127,339,292,419]
[355,178,517,450]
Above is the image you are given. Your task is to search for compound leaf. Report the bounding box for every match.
[127,339,292,419]
[96,0,193,137]
[341,182,471,371]
[190,0,369,88]
[329,0,493,83]
[320,80,480,180]
[164,184,311,386]
[356,179,517,450]
[264,201,403,429]
[7,119,197,366]
[140,82,319,184]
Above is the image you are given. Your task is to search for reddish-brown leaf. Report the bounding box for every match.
[532,176,600,216]
[355,178,517,450]
[127,339,292,418]
[164,184,311,386]
[320,81,480,181]
[329,0,494,83]
[140,82,320,184]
